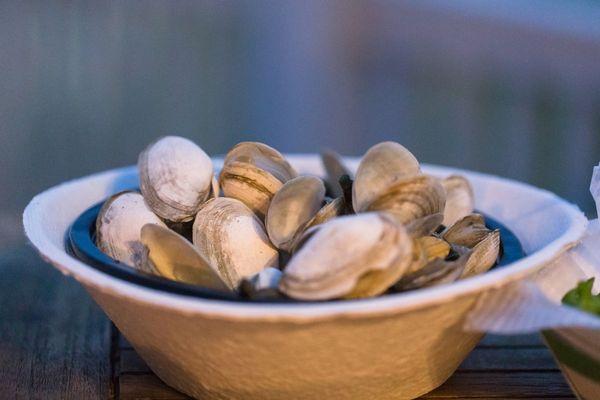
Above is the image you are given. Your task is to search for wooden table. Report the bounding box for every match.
[1,246,576,399]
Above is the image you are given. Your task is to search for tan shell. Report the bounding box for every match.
[363,174,446,225]
[461,229,501,278]
[443,213,490,248]
[96,191,166,268]
[441,175,475,227]
[192,197,279,289]
[418,236,451,262]
[393,251,469,291]
[305,196,346,230]
[219,142,297,219]
[321,150,351,198]
[266,176,326,252]
[279,213,413,300]
[138,136,213,222]
[353,141,421,212]
[140,224,230,291]
[406,213,444,238]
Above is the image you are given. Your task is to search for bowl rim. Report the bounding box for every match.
[23,155,588,322]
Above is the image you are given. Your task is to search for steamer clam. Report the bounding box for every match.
[193,197,279,289]
[266,176,326,252]
[279,213,414,300]
[138,136,214,223]
[219,142,297,219]
[96,191,166,270]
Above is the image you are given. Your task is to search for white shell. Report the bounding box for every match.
[192,197,279,289]
[96,191,166,268]
[441,175,475,227]
[139,136,213,222]
[266,176,326,252]
[353,141,421,212]
[280,213,413,300]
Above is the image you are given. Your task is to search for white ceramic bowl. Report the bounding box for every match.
[23,156,587,400]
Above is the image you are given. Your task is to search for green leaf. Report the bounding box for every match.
[562,278,600,316]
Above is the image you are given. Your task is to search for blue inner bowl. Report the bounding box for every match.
[68,197,525,303]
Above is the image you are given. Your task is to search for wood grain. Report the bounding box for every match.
[0,246,113,399]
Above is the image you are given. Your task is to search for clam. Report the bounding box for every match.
[96,191,166,269]
[353,141,421,212]
[461,229,501,278]
[418,236,451,262]
[279,213,413,300]
[443,213,490,248]
[219,142,297,219]
[363,174,446,226]
[193,197,279,289]
[140,224,230,291]
[138,136,213,223]
[321,150,351,198]
[305,196,346,230]
[443,214,501,278]
[406,213,444,238]
[393,251,470,291]
[266,176,326,252]
[441,175,475,226]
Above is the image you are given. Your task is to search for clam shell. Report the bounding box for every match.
[393,251,469,291]
[138,136,213,222]
[219,142,297,219]
[192,197,279,289]
[353,141,421,212]
[418,236,451,262]
[266,176,326,252]
[305,196,346,230]
[461,230,501,278]
[321,150,351,198]
[96,191,166,268]
[406,212,444,238]
[279,213,413,300]
[140,224,230,291]
[443,213,490,248]
[363,174,446,225]
[441,175,475,226]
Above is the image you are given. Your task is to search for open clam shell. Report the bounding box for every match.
[140,224,230,291]
[266,176,326,252]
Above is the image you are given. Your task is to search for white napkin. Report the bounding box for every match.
[465,168,600,333]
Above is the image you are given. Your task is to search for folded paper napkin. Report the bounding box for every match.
[465,166,600,333]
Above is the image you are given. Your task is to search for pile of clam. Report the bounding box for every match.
[96,136,501,301]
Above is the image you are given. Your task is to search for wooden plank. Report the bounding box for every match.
[479,333,543,347]
[459,348,559,371]
[119,349,151,374]
[119,375,190,400]
[0,246,113,399]
[423,372,574,398]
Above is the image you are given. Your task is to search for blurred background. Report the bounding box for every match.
[2,0,600,249]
